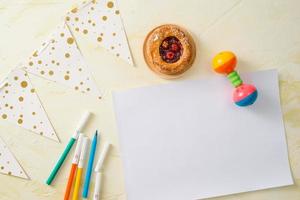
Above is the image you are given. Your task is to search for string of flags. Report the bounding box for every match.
[66,0,133,65]
[23,22,102,99]
[0,69,58,141]
[0,137,29,179]
[0,0,132,179]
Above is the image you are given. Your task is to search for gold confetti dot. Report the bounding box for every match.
[2,114,7,119]
[5,90,8,94]
[51,60,55,64]
[40,132,43,135]
[112,32,116,36]
[60,33,65,37]
[80,82,83,85]
[33,51,38,57]
[75,17,79,21]
[97,37,102,42]
[49,71,54,76]
[102,16,107,21]
[75,27,80,32]
[111,46,115,50]
[33,125,37,129]
[78,68,82,72]
[18,119,23,124]
[38,60,42,64]
[52,47,55,50]
[40,71,45,75]
[65,53,70,58]
[83,29,88,34]
[64,75,70,80]
[9,106,13,110]
[20,81,28,88]
[8,172,12,175]
[29,61,33,66]
[4,83,8,87]
[32,112,36,115]
[0,166,4,169]
[67,37,74,44]
[71,7,78,13]
[88,20,92,23]
[91,7,94,10]
[75,86,79,90]
[14,76,18,80]
[86,88,90,91]
[31,88,35,93]
[5,104,8,107]
[20,114,23,118]
[116,53,120,57]
[18,96,24,102]
[65,16,70,21]
[115,10,120,15]
[107,1,114,8]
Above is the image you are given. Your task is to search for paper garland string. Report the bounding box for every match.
[0,69,58,141]
[23,22,102,100]
[0,137,28,179]
[66,0,133,65]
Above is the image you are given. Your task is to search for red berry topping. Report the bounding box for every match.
[171,43,179,51]
[159,36,183,63]
[166,52,175,59]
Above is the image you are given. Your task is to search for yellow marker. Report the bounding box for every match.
[72,137,89,200]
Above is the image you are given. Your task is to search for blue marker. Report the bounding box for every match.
[82,130,98,198]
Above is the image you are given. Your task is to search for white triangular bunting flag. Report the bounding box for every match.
[66,0,133,65]
[23,22,102,100]
[0,69,58,141]
[0,137,28,179]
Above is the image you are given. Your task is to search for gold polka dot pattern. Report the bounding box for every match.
[0,69,58,141]
[0,136,28,179]
[66,0,133,65]
[23,23,102,99]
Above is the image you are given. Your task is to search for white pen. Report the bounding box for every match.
[93,142,111,200]
[93,172,102,200]
[95,143,111,172]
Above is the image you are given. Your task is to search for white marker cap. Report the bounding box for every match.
[93,173,102,200]
[95,143,111,172]
[78,137,89,168]
[72,133,84,164]
[72,111,91,139]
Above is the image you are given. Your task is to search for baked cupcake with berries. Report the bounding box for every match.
[143,24,196,78]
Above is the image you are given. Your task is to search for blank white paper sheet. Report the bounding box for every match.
[113,69,293,200]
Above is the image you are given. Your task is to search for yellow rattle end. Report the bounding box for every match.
[212,51,237,75]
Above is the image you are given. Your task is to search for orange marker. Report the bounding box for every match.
[64,134,84,200]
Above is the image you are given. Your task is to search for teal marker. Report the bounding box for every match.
[82,130,98,198]
[46,111,91,185]
[46,136,77,185]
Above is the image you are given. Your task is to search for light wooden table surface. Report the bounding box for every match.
[0,0,299,199]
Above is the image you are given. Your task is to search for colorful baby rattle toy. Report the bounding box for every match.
[212,51,258,107]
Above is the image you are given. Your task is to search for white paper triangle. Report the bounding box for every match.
[0,69,58,141]
[23,22,102,100]
[66,0,133,65]
[0,137,29,179]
